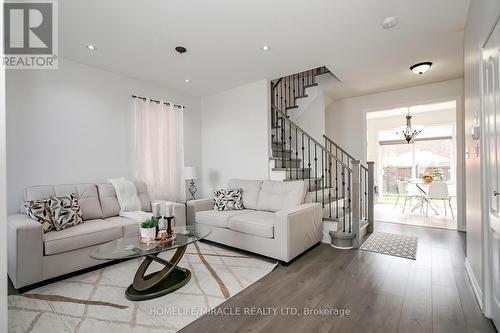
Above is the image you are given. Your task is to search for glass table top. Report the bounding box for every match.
[90,224,212,260]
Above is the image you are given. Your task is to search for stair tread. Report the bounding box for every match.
[304,83,318,88]
[269,157,301,162]
[286,105,299,110]
[272,167,311,171]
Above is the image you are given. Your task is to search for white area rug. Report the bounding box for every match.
[8,242,277,333]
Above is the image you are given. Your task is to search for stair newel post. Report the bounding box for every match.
[351,160,361,248]
[367,161,375,233]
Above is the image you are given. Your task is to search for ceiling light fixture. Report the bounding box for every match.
[382,16,398,29]
[185,79,190,83]
[175,46,187,54]
[86,44,96,51]
[396,109,421,143]
[261,45,270,51]
[410,62,432,75]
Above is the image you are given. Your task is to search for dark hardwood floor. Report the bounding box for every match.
[180,222,497,333]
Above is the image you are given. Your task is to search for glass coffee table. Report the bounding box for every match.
[90,224,211,301]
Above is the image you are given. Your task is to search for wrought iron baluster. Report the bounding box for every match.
[321,150,325,208]
[308,138,311,192]
[301,133,305,180]
[348,170,351,234]
[295,127,298,179]
[314,145,318,203]
[289,122,292,179]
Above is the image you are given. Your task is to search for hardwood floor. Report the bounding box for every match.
[180,222,496,333]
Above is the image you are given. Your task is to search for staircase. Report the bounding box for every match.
[269,67,374,249]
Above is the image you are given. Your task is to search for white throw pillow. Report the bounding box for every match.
[108,178,142,212]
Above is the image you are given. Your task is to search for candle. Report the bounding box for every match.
[163,202,174,218]
[152,202,162,217]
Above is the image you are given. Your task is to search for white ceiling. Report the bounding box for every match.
[59,0,470,99]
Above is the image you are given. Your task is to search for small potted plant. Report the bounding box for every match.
[140,217,160,242]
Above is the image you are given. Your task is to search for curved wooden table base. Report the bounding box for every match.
[125,244,191,301]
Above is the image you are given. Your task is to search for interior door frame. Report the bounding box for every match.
[364,97,465,231]
[479,13,500,318]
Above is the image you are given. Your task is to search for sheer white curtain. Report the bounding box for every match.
[134,99,185,202]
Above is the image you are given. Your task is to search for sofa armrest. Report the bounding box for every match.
[7,214,44,289]
[274,203,323,262]
[186,198,214,225]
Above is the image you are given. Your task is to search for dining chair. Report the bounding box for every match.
[426,181,454,219]
[396,180,422,213]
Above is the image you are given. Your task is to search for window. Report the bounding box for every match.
[378,124,455,196]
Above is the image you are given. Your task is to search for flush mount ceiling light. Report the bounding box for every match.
[382,16,398,29]
[175,46,187,54]
[261,45,270,51]
[185,79,190,83]
[410,62,432,75]
[86,44,96,51]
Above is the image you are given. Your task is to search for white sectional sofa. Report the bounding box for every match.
[7,182,185,289]
[187,179,322,263]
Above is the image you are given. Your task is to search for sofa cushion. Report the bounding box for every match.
[228,211,275,239]
[227,179,263,210]
[48,194,84,231]
[105,216,139,237]
[195,209,253,228]
[98,182,152,218]
[256,180,307,212]
[43,219,122,255]
[25,184,103,221]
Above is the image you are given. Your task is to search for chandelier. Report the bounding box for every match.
[397,110,421,143]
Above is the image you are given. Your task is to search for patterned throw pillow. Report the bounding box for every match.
[213,188,243,211]
[48,193,84,231]
[25,199,54,233]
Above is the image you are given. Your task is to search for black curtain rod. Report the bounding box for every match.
[131,95,185,109]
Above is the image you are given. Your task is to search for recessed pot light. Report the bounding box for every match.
[410,62,433,75]
[86,44,96,51]
[382,16,398,29]
[261,45,270,51]
[185,79,190,83]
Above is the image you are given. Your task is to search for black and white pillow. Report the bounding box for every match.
[213,188,243,211]
[48,193,84,231]
[25,199,54,233]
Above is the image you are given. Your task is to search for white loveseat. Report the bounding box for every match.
[187,179,322,263]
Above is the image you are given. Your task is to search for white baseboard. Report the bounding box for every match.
[465,258,483,310]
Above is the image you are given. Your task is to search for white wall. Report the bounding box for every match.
[290,85,329,144]
[201,79,270,196]
[6,58,201,213]
[464,0,500,307]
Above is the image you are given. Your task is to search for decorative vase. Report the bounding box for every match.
[422,175,434,184]
[139,227,157,242]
